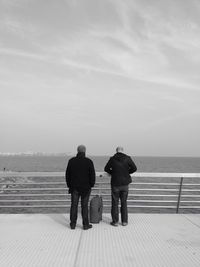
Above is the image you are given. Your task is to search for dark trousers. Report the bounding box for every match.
[70,189,91,226]
[111,185,128,223]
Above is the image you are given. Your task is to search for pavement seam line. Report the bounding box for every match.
[73,230,83,267]
[182,214,200,229]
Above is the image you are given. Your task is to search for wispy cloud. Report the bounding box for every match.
[140,109,200,131]
[1,0,199,88]
[0,47,47,61]
[0,0,200,155]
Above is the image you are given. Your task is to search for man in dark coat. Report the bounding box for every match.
[65,145,95,230]
[104,146,137,226]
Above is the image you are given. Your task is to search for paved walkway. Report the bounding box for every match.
[0,214,200,267]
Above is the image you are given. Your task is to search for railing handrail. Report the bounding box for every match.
[0,182,181,185]
[1,171,200,178]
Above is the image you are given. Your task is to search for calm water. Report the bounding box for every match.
[0,155,200,173]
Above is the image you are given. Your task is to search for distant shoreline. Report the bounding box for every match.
[0,155,200,173]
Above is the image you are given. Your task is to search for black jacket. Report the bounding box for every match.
[65,152,96,193]
[104,152,137,186]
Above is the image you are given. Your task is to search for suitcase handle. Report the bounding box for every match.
[98,177,102,195]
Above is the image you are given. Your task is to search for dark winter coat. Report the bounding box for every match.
[65,152,96,194]
[104,152,137,186]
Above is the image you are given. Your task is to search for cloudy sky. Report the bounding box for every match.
[0,0,200,156]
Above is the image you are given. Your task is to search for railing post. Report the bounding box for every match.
[176,177,183,214]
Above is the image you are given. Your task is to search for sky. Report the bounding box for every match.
[0,0,200,156]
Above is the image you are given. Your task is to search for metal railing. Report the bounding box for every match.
[0,172,200,213]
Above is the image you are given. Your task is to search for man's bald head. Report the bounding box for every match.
[116,146,124,153]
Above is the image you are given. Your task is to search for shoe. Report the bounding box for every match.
[122,222,128,226]
[83,224,93,230]
[110,222,118,227]
[70,223,76,230]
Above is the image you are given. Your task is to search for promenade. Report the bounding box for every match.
[1,213,200,267]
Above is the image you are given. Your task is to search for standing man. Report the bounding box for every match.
[104,146,137,226]
[65,145,96,230]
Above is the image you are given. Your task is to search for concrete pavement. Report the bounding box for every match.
[0,214,200,267]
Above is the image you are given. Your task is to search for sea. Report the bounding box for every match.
[0,155,200,173]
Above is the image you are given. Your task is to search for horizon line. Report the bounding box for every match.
[0,152,199,158]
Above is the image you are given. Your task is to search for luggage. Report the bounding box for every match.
[89,195,103,223]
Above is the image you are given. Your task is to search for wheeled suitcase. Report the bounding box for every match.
[89,195,103,223]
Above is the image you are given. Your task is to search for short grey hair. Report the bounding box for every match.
[116,146,124,153]
[77,145,86,153]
